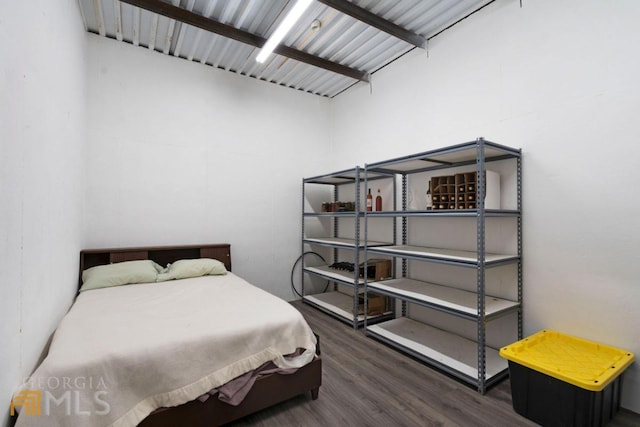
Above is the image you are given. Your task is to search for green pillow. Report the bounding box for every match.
[156,258,227,282]
[80,260,163,292]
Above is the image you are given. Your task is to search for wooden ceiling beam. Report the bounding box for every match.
[119,0,370,83]
[316,0,426,49]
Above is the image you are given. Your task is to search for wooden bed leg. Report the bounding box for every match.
[311,388,320,400]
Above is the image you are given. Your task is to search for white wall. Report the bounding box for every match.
[85,35,331,300]
[330,0,640,411]
[0,1,87,425]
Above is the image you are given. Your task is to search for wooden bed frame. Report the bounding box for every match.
[79,243,322,427]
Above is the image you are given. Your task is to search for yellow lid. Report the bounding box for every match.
[500,330,635,391]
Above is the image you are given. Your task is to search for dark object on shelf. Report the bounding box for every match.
[329,262,355,272]
[358,259,392,281]
[375,189,382,211]
[500,330,635,427]
[321,201,355,212]
[328,260,391,281]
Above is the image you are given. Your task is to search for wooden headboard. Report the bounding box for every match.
[79,243,232,289]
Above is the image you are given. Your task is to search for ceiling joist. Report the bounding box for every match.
[118,0,370,83]
[316,0,426,49]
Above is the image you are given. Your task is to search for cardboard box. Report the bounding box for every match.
[358,259,392,281]
[358,293,386,316]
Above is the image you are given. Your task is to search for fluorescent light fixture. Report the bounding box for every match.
[256,0,312,63]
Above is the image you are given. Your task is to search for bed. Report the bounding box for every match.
[15,244,321,427]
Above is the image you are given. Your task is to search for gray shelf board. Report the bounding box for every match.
[365,209,520,218]
[303,291,391,324]
[365,172,395,181]
[304,169,391,185]
[304,237,393,249]
[366,140,520,175]
[304,168,359,185]
[304,265,364,286]
[304,292,365,323]
[305,176,355,185]
[368,245,517,266]
[367,278,519,319]
[367,318,508,381]
[304,212,361,217]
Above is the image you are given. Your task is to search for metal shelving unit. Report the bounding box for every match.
[362,137,522,393]
[301,167,396,329]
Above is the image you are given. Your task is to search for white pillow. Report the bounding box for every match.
[81,260,163,292]
[156,258,227,282]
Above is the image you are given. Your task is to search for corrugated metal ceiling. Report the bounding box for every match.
[78,0,493,97]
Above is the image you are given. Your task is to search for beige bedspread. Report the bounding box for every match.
[15,273,316,427]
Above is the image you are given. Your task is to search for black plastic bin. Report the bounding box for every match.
[500,330,634,427]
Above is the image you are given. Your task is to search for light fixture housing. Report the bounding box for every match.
[256,0,313,63]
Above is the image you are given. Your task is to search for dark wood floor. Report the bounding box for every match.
[228,301,639,426]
